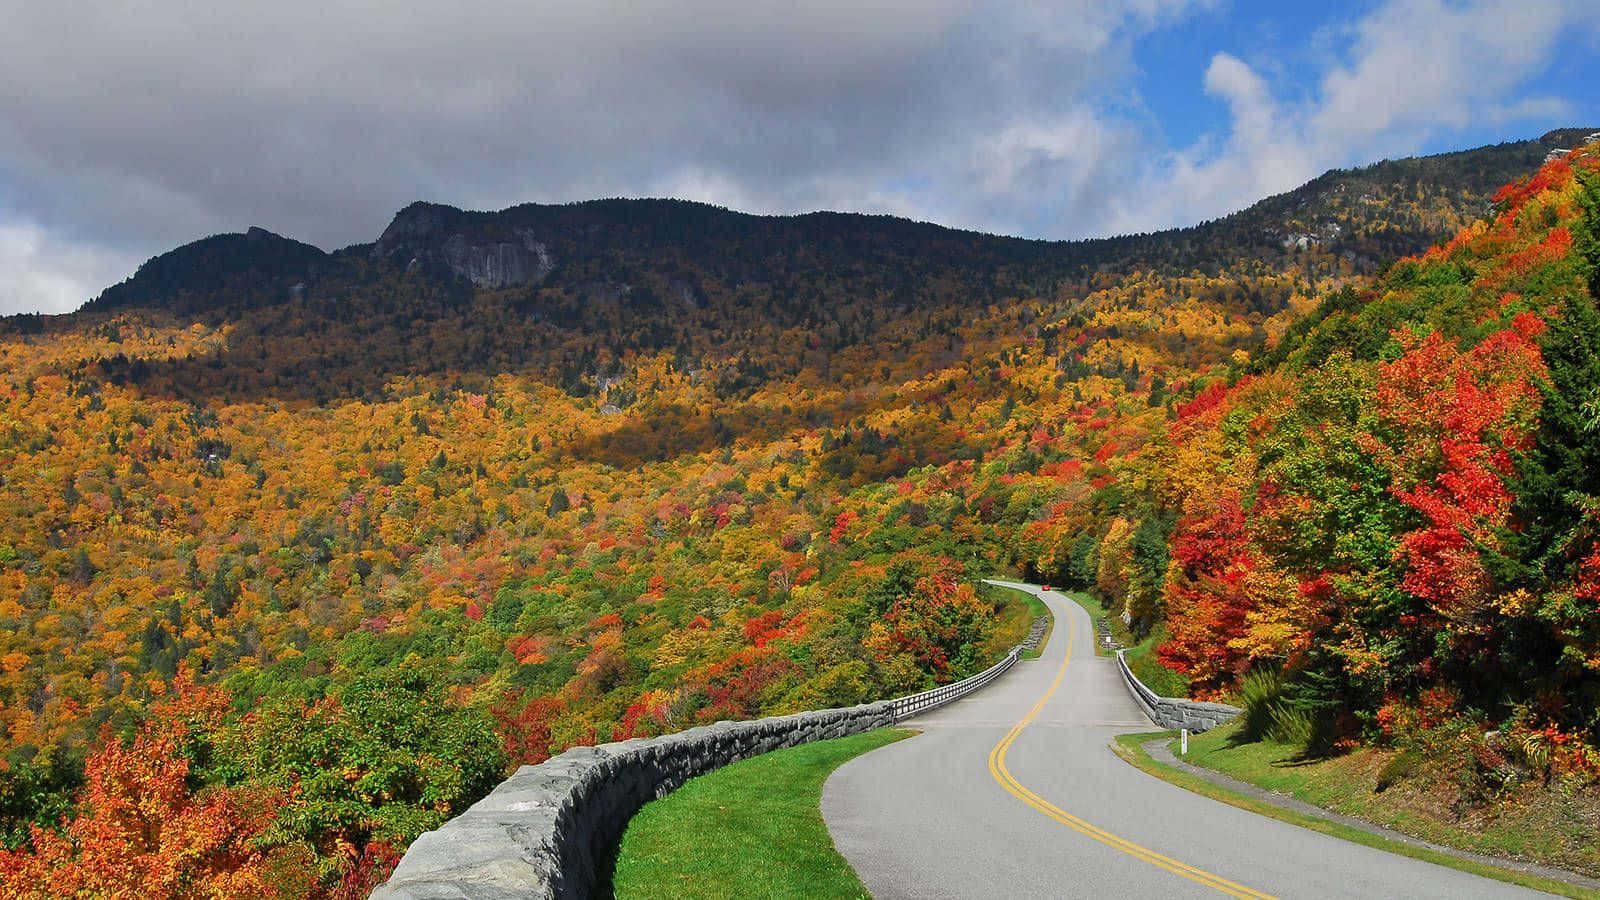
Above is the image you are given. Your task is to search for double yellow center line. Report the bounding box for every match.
[985,598,1277,899]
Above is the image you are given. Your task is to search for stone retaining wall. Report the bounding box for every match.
[1020,615,1047,652]
[373,610,1051,898]
[1115,649,1240,733]
[372,702,895,899]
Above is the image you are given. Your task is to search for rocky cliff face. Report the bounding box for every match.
[436,229,552,289]
[80,128,1597,318]
[374,202,554,289]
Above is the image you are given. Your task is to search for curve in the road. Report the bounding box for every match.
[822,583,1546,899]
[986,611,1273,899]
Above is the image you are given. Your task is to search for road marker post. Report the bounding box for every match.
[1181,728,1189,756]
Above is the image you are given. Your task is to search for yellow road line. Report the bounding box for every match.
[986,595,1277,900]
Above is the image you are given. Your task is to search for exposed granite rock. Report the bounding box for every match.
[373,203,553,289]
[437,229,552,289]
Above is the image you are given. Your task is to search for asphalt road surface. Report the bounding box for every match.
[822,582,1548,899]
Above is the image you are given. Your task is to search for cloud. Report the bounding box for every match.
[1313,0,1578,149]
[0,0,1595,314]
[0,218,138,316]
[1118,0,1600,234]
[0,0,1213,313]
[1203,54,1273,147]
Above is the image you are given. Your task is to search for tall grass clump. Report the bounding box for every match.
[1234,668,1324,751]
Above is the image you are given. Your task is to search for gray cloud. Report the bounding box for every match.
[0,218,139,315]
[0,0,1204,313]
[0,0,1594,314]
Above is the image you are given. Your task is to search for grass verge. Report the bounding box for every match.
[1122,625,1188,698]
[984,582,1053,660]
[611,728,915,899]
[1110,730,1594,898]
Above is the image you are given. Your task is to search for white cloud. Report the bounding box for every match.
[1313,0,1575,150]
[1203,54,1274,147]
[0,1,1199,253]
[0,0,1595,315]
[0,220,138,315]
[1114,0,1600,234]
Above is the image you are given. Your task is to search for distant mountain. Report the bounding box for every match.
[88,226,327,315]
[59,128,1593,407]
[82,129,1594,319]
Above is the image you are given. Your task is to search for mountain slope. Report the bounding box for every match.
[53,130,1586,415]
[1029,139,1600,776]
[89,227,328,314]
[85,129,1595,322]
[0,130,1594,895]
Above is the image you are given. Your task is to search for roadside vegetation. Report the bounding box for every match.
[1122,627,1187,699]
[1113,731,1596,898]
[1186,720,1600,879]
[610,728,913,898]
[987,582,1052,659]
[1059,145,1600,867]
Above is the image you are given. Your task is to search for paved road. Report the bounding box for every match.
[822,583,1548,899]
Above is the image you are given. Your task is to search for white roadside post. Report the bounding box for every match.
[1180,728,1189,756]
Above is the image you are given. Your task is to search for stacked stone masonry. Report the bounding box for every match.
[373,703,896,899]
[1115,649,1241,733]
[374,595,1049,898]
[1020,615,1047,652]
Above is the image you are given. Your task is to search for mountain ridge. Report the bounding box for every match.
[75,127,1597,319]
[2,126,1597,894]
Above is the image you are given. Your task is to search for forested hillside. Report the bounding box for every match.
[1032,139,1600,777]
[0,129,1593,896]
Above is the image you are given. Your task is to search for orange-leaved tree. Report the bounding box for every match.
[0,676,301,899]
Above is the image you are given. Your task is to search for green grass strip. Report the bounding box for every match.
[1013,588,1054,660]
[1110,732,1591,898]
[612,728,915,899]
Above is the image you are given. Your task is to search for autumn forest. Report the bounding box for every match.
[1,128,1598,896]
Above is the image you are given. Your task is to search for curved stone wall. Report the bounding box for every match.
[1115,649,1240,733]
[374,610,1049,899]
[373,703,894,899]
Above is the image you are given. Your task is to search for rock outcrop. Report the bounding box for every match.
[373,202,554,289]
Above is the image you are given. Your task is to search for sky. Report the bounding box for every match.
[2,0,1598,315]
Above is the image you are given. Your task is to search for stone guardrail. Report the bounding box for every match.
[1115,649,1240,733]
[374,610,1051,899]
[372,703,894,900]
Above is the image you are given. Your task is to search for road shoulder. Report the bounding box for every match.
[1111,732,1600,899]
